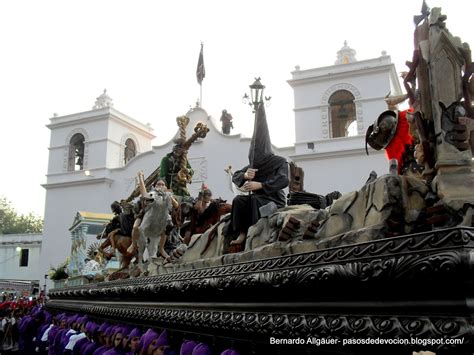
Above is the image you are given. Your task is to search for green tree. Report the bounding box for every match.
[0,197,43,234]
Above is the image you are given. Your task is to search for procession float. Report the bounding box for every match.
[45,3,474,354]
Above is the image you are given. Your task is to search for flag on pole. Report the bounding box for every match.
[196,43,205,85]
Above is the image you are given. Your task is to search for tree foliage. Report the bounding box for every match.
[0,197,43,234]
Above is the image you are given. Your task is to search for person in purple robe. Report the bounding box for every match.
[124,327,142,355]
[179,340,198,355]
[137,328,159,355]
[191,343,212,355]
[103,326,127,355]
[119,325,134,350]
[220,349,239,355]
[150,329,171,355]
[92,324,116,355]
[47,315,66,355]
[73,321,99,355]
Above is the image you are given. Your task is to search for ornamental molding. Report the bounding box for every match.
[46,227,474,349]
[45,302,473,348]
[48,228,474,301]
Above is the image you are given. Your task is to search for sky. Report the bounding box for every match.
[0,0,472,217]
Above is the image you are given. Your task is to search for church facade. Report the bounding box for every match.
[40,44,402,285]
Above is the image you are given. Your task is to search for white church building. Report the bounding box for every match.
[40,43,402,286]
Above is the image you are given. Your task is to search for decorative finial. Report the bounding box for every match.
[335,41,357,65]
[93,89,113,110]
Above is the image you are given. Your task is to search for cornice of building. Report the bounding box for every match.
[41,177,114,190]
[46,107,155,139]
[288,63,395,87]
[290,147,385,161]
[287,56,395,86]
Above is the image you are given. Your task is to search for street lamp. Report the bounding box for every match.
[43,274,48,299]
[243,77,271,112]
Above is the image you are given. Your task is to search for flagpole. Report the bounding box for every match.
[196,42,205,108]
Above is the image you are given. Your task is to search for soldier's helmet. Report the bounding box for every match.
[365,110,398,154]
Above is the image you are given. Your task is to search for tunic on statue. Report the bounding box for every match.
[227,155,288,236]
[159,153,194,196]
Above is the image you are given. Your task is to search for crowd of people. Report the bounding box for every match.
[15,306,239,355]
[1,295,43,353]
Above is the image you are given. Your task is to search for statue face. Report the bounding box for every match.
[155,180,166,191]
[172,146,185,157]
[203,193,212,203]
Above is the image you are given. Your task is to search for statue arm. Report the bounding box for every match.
[137,171,147,197]
[170,194,179,210]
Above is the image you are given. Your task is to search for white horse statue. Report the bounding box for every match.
[137,189,173,272]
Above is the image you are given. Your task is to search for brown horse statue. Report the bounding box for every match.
[97,228,136,269]
[182,198,232,245]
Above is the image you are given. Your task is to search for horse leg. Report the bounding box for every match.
[147,237,159,261]
[137,231,147,272]
[109,229,120,256]
[118,237,133,269]
[121,252,132,269]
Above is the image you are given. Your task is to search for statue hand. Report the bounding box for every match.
[244,168,258,180]
[243,181,262,192]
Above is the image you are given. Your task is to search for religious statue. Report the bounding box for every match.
[225,103,289,247]
[160,116,210,196]
[220,109,234,134]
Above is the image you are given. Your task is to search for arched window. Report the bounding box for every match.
[328,90,356,138]
[68,133,85,171]
[124,138,136,165]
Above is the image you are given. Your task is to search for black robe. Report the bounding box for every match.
[227,155,289,236]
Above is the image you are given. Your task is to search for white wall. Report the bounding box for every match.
[0,234,42,281]
[291,147,388,196]
[40,181,115,281]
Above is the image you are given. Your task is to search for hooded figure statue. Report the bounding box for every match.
[225,102,289,247]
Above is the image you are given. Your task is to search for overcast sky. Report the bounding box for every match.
[0,0,472,217]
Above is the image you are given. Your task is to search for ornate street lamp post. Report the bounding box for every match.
[243,77,270,112]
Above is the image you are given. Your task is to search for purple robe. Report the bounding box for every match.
[180,340,198,355]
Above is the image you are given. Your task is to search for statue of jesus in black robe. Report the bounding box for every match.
[227,154,289,245]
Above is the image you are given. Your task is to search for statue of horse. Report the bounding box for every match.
[137,190,174,273]
[181,198,232,245]
[97,228,135,270]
